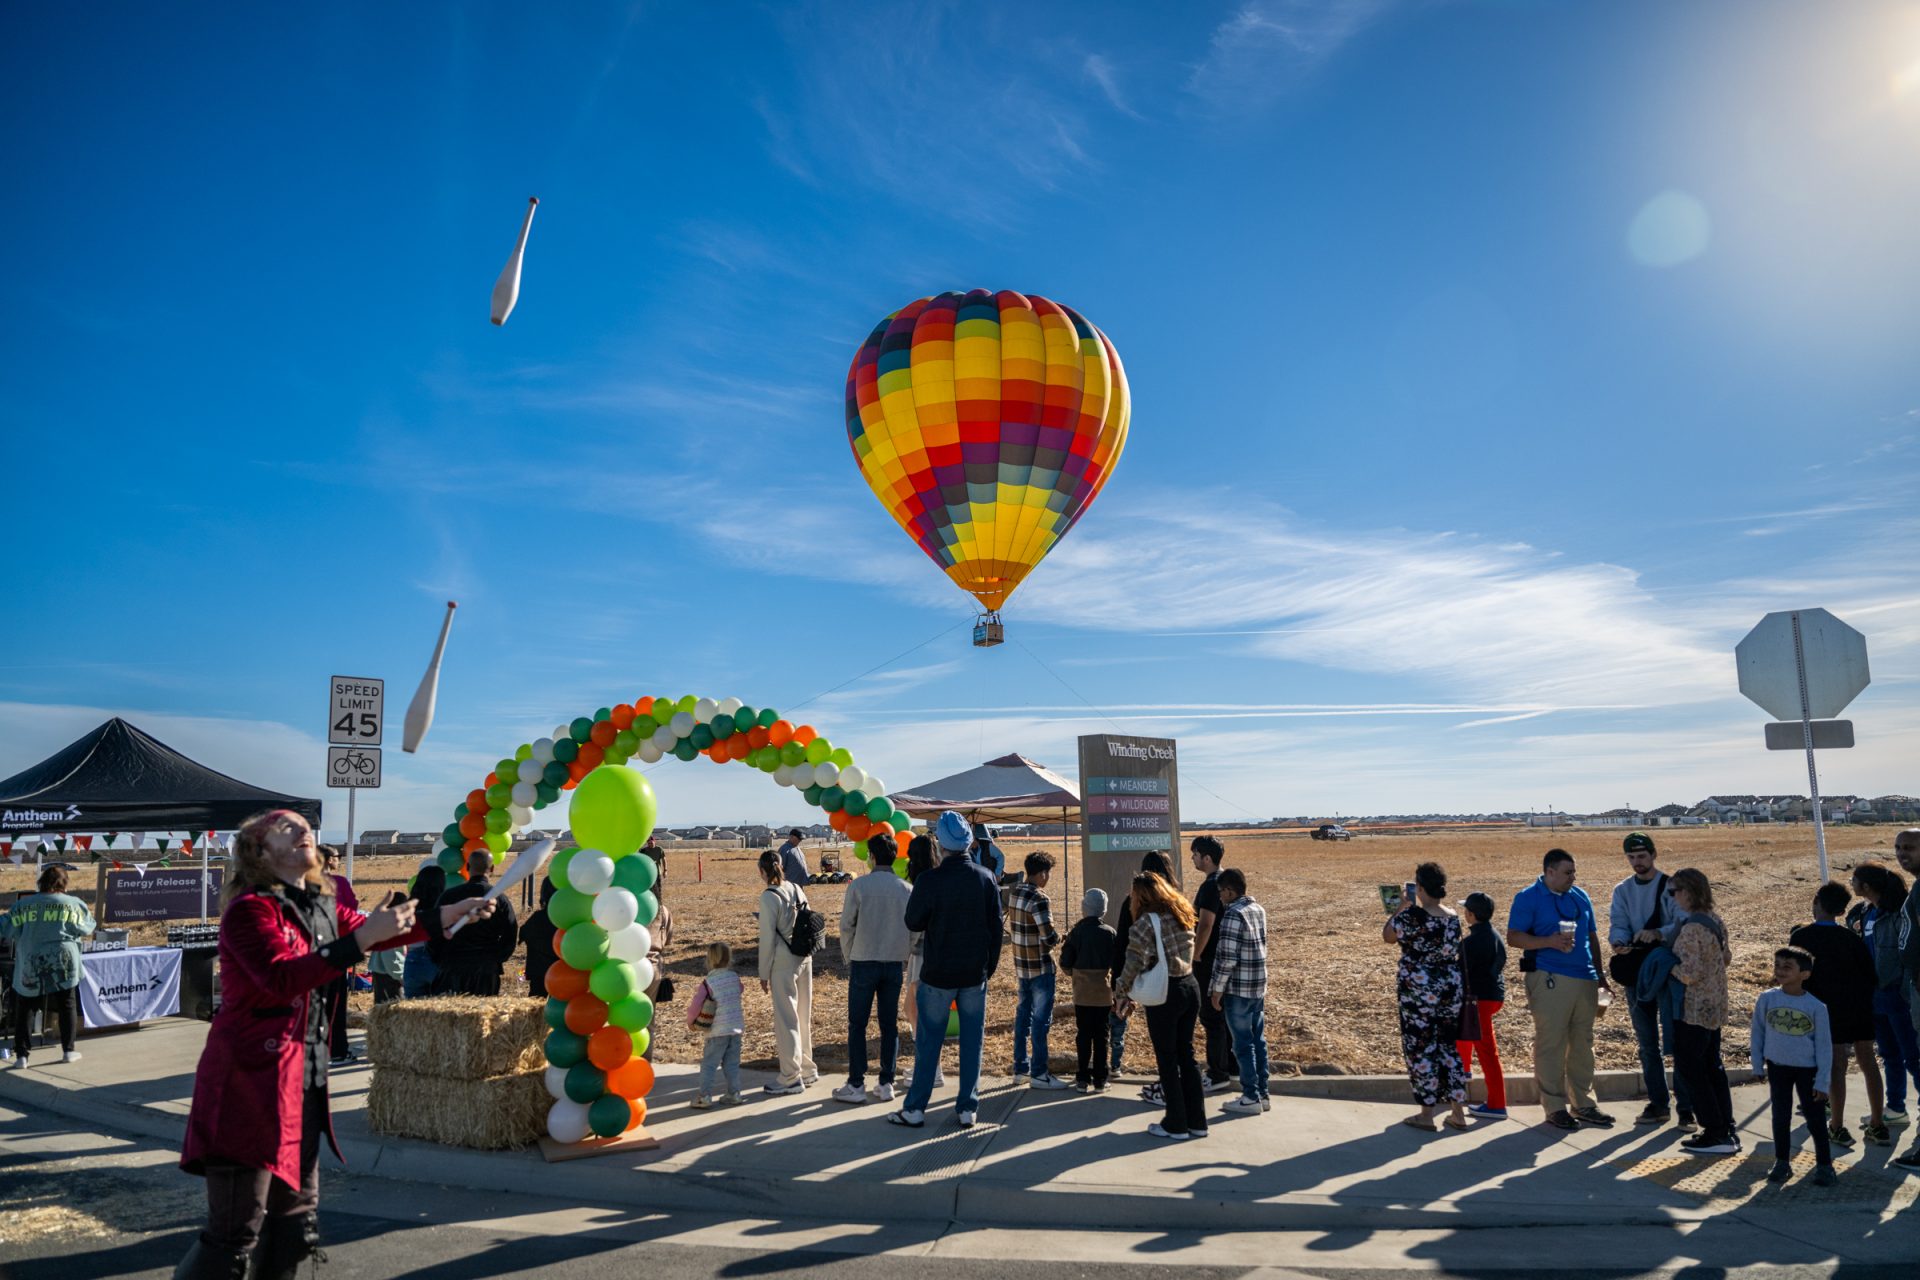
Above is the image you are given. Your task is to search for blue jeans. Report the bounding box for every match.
[846,960,903,1088]
[700,1034,741,1096]
[904,980,986,1116]
[1109,1009,1129,1074]
[1222,993,1269,1100]
[1875,986,1920,1112]
[1013,971,1056,1078]
[401,945,438,999]
[1629,996,1692,1113]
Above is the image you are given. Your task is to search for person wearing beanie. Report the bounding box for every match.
[1608,830,1691,1128]
[888,811,1004,1129]
[1060,888,1120,1090]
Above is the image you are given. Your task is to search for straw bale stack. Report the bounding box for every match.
[365,997,549,1150]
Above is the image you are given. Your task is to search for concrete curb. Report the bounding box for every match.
[1270,1068,1649,1106]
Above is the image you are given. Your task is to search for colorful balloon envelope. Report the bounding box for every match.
[845,289,1130,614]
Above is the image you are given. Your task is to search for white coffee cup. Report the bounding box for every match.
[1557,920,1578,936]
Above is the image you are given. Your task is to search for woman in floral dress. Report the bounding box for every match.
[1382,861,1470,1130]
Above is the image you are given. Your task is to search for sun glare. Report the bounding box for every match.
[1895,55,1920,99]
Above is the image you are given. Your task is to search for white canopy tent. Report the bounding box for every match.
[889,754,1082,896]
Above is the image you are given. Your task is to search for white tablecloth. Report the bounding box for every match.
[78,946,182,1027]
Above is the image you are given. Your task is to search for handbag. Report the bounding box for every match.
[1606,874,1668,987]
[1131,913,1171,1007]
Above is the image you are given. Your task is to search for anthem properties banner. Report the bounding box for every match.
[1077,734,1180,927]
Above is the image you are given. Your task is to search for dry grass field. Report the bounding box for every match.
[9,823,1905,1083]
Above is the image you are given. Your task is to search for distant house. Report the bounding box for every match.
[1527,813,1569,827]
[1581,808,1643,827]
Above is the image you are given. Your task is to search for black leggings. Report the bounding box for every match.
[1074,1004,1111,1085]
[1674,1021,1735,1141]
[1143,975,1207,1135]
[13,986,77,1057]
[1767,1062,1833,1164]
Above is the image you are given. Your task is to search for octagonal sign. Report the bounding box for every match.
[1735,608,1870,722]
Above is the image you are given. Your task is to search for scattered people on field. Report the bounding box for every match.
[431,850,519,996]
[1112,850,1176,1092]
[1457,891,1509,1119]
[971,824,1006,880]
[641,833,666,892]
[1060,887,1118,1091]
[1608,831,1692,1129]
[1509,849,1615,1131]
[1115,871,1206,1141]
[757,847,818,1095]
[1752,945,1836,1185]
[1209,868,1270,1117]
[3,864,95,1067]
[1851,862,1920,1131]
[520,877,559,999]
[401,863,444,998]
[1189,835,1238,1093]
[889,811,1003,1130]
[687,941,744,1107]
[177,809,493,1279]
[835,832,912,1104]
[778,829,809,892]
[1892,828,1920,1173]
[1789,881,1887,1147]
[1384,862,1468,1131]
[1005,850,1067,1089]
[320,847,358,1063]
[1668,868,1738,1156]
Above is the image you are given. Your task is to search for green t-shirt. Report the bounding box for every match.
[3,892,96,996]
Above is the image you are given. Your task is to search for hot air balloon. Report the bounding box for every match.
[845,290,1130,646]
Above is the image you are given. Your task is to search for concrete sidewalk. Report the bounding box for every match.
[5,1018,1913,1238]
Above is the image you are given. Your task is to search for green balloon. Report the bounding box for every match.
[608,991,654,1031]
[688,725,713,751]
[735,705,757,728]
[711,713,735,739]
[436,848,465,874]
[484,829,510,853]
[547,847,576,889]
[565,1060,606,1104]
[442,823,464,847]
[675,695,696,715]
[515,744,534,761]
[612,854,656,896]
[893,856,910,876]
[536,781,560,805]
[946,1008,960,1038]
[757,708,778,728]
[552,738,580,764]
[484,809,511,834]
[867,796,895,823]
[632,889,659,928]
[758,752,780,774]
[842,789,870,815]
[652,696,676,726]
[453,802,469,820]
[588,1092,630,1137]
[569,766,658,856]
[593,707,613,723]
[543,997,570,1030]
[545,1028,588,1068]
[561,923,611,969]
[889,811,911,833]
[631,1027,651,1057]
[539,760,566,788]
[802,784,824,805]
[602,748,629,767]
[804,739,831,765]
[673,739,698,762]
[550,887,593,929]
[486,782,514,808]
[613,729,638,754]
[589,959,639,1003]
[496,758,521,782]
[779,741,806,766]
[830,748,853,769]
[820,785,846,812]
[565,717,590,742]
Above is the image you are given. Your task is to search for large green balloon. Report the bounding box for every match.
[561,923,611,970]
[608,991,654,1031]
[565,1061,606,1104]
[632,889,660,928]
[588,1092,630,1137]
[543,997,569,1030]
[612,854,656,896]
[588,959,638,1003]
[545,1028,588,1068]
[569,766,658,856]
[549,887,593,929]
[804,738,831,765]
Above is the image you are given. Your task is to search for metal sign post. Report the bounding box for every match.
[328,676,385,878]
[1790,612,1829,881]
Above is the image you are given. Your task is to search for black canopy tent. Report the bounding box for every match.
[0,717,322,836]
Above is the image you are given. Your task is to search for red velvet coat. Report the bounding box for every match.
[179,884,418,1188]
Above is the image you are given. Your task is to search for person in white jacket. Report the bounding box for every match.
[758,849,817,1095]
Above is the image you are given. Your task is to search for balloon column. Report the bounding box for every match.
[541,766,662,1141]
[430,696,913,885]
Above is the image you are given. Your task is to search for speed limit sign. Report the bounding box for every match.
[328,675,385,745]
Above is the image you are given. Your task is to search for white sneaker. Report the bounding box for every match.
[1223,1095,1263,1114]
[832,1084,869,1104]
[956,1110,977,1128]
[7,1057,26,1070]
[1146,1122,1189,1140]
[62,1050,82,1064]
[1027,1072,1070,1091]
[871,1083,895,1102]
[0,1047,12,1062]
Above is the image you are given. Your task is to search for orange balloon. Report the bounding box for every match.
[610,704,635,730]
[728,736,752,761]
[462,836,487,854]
[546,962,589,1002]
[636,696,654,716]
[608,1055,655,1097]
[562,777,578,790]
[708,746,729,764]
[829,808,851,833]
[846,815,873,841]
[577,743,605,771]
[768,720,794,746]
[747,725,770,749]
[567,760,591,782]
[590,720,617,747]
[466,788,489,813]
[793,725,817,746]
[625,1097,648,1130]
[565,994,610,1035]
[484,771,498,787]
[588,1025,634,1071]
[459,813,487,839]
[552,928,568,960]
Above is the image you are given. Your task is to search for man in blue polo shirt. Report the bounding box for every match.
[1508,848,1615,1131]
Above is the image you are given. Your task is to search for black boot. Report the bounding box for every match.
[173,1233,248,1280]
[248,1212,325,1280]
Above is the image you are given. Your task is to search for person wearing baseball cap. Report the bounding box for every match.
[1610,830,1691,1128]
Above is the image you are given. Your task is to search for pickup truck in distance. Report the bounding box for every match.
[1310,823,1353,841]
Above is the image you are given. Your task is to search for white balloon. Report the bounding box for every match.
[570,849,616,894]
[592,887,639,932]
[670,711,695,738]
[812,762,840,789]
[547,1099,592,1144]
[511,780,538,808]
[693,698,717,724]
[650,724,676,750]
[508,803,534,827]
[773,763,796,787]
[629,956,656,992]
[608,922,652,962]
[638,740,664,764]
[838,766,868,794]
[717,696,743,717]
[532,737,556,764]
[544,1064,570,1101]
[554,725,572,744]
[865,776,886,799]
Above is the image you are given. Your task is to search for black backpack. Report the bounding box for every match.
[784,888,827,958]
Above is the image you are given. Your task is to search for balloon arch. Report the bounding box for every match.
[430,693,909,1145]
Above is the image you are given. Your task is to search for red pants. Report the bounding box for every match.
[1456,999,1506,1110]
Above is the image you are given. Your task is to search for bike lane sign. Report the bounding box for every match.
[327,745,382,788]
[328,675,385,745]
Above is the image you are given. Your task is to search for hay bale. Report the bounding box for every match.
[364,996,545,1080]
[367,1064,550,1150]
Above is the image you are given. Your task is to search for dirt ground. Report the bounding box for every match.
[8,824,1905,1081]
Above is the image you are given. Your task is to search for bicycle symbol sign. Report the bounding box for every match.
[326,746,382,789]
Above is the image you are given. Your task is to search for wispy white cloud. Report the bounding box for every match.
[1084,53,1145,120]
[1186,0,1401,110]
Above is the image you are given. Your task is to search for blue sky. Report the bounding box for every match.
[4,1,1917,836]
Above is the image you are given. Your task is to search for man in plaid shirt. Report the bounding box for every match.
[1004,852,1068,1088]
[1208,868,1271,1115]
